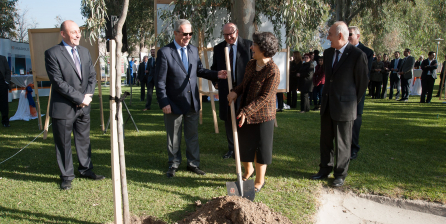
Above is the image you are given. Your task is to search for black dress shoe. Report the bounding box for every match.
[222,151,234,159]
[3,123,10,127]
[80,172,105,180]
[332,177,345,187]
[311,172,329,180]
[166,167,178,178]
[60,180,72,190]
[187,166,206,175]
[255,181,265,193]
[350,151,358,160]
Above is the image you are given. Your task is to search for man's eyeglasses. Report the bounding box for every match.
[223,30,237,37]
[179,32,193,37]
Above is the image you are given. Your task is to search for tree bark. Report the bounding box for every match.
[231,0,255,40]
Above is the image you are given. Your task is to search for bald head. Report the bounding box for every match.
[60,20,81,47]
[222,23,238,45]
[327,21,349,50]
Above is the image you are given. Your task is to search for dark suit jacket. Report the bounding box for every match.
[421,59,438,79]
[138,57,156,83]
[321,44,369,121]
[45,42,96,119]
[399,56,415,79]
[298,62,314,93]
[356,42,374,76]
[440,61,445,79]
[389,58,403,79]
[0,55,11,84]
[210,37,252,121]
[155,42,219,115]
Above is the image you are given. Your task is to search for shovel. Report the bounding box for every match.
[224,47,255,201]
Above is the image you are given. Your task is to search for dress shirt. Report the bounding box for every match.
[332,42,348,67]
[174,40,188,63]
[393,58,399,73]
[428,59,433,75]
[62,40,81,68]
[226,37,238,79]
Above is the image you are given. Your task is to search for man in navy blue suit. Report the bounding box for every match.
[155,19,227,178]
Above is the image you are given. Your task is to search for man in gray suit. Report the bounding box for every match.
[155,19,227,178]
[45,20,105,190]
[311,21,368,187]
[398,48,415,101]
[0,55,11,127]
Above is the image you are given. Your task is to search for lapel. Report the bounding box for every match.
[77,46,85,81]
[169,42,187,74]
[326,48,334,76]
[187,45,193,74]
[59,42,81,80]
[332,43,351,75]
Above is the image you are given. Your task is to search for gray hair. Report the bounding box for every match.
[334,21,349,41]
[349,26,360,35]
[174,19,191,32]
[222,23,238,32]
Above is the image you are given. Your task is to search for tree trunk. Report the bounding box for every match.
[114,0,130,223]
[231,0,255,40]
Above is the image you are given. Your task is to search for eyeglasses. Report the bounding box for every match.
[223,30,237,37]
[179,32,193,37]
[349,33,353,36]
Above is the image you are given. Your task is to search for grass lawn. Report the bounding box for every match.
[1,79,445,223]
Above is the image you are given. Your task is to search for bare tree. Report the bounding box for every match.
[14,8,38,42]
[54,15,65,28]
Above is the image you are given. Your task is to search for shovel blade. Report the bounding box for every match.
[226,179,255,201]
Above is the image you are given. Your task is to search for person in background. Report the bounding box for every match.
[434,55,446,97]
[297,53,314,113]
[414,55,424,69]
[132,58,138,85]
[398,48,415,102]
[389,51,402,100]
[381,54,391,99]
[370,54,385,99]
[288,51,302,109]
[143,49,156,111]
[420,51,438,103]
[312,56,325,110]
[128,57,134,84]
[0,54,11,127]
[227,31,280,193]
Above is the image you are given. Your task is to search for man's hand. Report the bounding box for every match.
[145,70,149,73]
[227,92,237,105]
[162,105,172,114]
[81,94,93,107]
[218,70,227,79]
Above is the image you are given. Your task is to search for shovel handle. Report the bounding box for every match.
[224,47,243,180]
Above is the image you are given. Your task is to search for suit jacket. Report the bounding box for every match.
[370,60,385,82]
[420,59,438,79]
[440,61,445,79]
[0,55,11,84]
[399,56,415,79]
[321,44,369,121]
[232,59,280,124]
[298,62,314,93]
[356,42,374,76]
[210,37,253,121]
[155,42,219,115]
[138,57,156,82]
[389,58,403,79]
[45,42,96,119]
[289,60,302,90]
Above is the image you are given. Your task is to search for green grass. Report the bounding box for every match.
[1,79,445,223]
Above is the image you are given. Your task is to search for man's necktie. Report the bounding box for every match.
[72,48,82,79]
[333,50,340,69]
[180,47,188,72]
[229,44,235,82]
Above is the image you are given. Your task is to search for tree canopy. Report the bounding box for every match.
[0,0,18,39]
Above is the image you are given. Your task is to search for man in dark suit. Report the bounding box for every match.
[420,51,438,103]
[389,51,402,100]
[435,55,446,97]
[138,56,148,102]
[155,19,227,178]
[398,48,415,101]
[0,54,11,127]
[142,49,156,111]
[347,26,373,160]
[45,20,104,190]
[311,21,368,187]
[211,22,252,159]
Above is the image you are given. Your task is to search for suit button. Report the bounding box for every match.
[189,78,191,80]
[188,91,191,93]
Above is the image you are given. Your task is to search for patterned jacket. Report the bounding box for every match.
[232,59,280,124]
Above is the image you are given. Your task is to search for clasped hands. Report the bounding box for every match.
[227,92,246,127]
[79,94,93,108]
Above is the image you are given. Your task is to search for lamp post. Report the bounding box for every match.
[435,38,443,61]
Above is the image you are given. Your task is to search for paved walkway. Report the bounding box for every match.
[316,188,446,224]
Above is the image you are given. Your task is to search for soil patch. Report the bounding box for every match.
[178,196,292,224]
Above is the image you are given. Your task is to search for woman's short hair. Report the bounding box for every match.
[252,32,279,58]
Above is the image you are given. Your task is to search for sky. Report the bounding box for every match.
[17,0,85,28]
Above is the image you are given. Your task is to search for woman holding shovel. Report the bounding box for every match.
[227,32,280,193]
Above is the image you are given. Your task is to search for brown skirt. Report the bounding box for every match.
[237,119,275,165]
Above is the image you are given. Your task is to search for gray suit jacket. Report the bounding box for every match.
[45,42,96,119]
[155,42,219,115]
[399,55,415,79]
[321,44,369,121]
[0,55,11,84]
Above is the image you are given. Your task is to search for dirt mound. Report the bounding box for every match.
[178,196,292,224]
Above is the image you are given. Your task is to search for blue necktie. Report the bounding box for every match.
[180,47,188,72]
